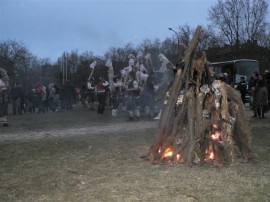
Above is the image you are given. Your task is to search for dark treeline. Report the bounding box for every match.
[0,0,269,90]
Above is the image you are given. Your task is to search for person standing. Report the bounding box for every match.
[87,79,96,111]
[222,72,230,84]
[48,83,56,112]
[35,82,47,113]
[96,77,109,114]
[126,72,141,121]
[264,70,270,109]
[253,74,269,118]
[236,76,248,104]
[80,84,88,108]
[140,70,158,118]
[62,81,75,111]
[0,68,9,127]
[10,82,23,115]
[111,77,123,116]
[249,72,259,111]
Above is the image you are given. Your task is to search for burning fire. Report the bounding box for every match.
[161,147,173,159]
[211,123,224,147]
[205,143,215,160]
[209,152,215,160]
[176,154,181,161]
[158,146,181,161]
[211,131,221,140]
[160,147,173,159]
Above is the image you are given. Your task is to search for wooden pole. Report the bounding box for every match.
[65,52,68,82]
[149,26,202,162]
[62,54,64,85]
[158,27,201,142]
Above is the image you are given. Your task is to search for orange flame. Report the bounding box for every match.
[209,152,214,160]
[205,143,215,160]
[211,131,221,140]
[161,147,173,159]
[176,154,181,161]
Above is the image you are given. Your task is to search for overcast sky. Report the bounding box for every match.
[1,0,217,62]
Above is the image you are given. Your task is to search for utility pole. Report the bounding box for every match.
[61,54,63,85]
[65,52,68,82]
[61,52,68,85]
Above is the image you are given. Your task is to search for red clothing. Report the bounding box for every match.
[96,82,106,94]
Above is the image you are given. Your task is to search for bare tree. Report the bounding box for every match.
[242,0,269,43]
[208,0,244,55]
[0,40,33,85]
[199,26,226,50]
[258,26,270,48]
[208,0,268,57]
[178,24,193,48]
[105,47,126,62]
[160,38,176,56]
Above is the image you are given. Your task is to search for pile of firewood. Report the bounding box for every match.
[148,26,252,167]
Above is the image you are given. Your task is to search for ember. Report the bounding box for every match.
[211,131,221,140]
[212,124,218,129]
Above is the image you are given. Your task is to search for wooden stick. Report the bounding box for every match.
[187,87,195,165]
[149,26,202,162]
[159,26,202,136]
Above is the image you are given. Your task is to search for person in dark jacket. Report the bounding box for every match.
[236,76,248,104]
[252,74,269,118]
[62,81,75,110]
[249,72,259,111]
[80,84,88,108]
[10,82,23,115]
[264,70,270,108]
[140,70,159,118]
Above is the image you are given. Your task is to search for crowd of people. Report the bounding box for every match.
[212,68,269,119]
[79,53,173,121]
[247,70,270,118]
[0,52,174,127]
[0,53,269,127]
[234,70,269,118]
[79,60,270,121]
[0,77,81,127]
[10,81,80,115]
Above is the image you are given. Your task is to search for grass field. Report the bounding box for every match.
[0,105,269,202]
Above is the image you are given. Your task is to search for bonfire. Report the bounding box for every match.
[148,26,252,167]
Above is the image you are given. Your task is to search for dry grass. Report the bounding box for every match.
[0,105,269,202]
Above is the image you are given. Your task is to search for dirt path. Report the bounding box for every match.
[0,121,158,143]
[0,107,267,143]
